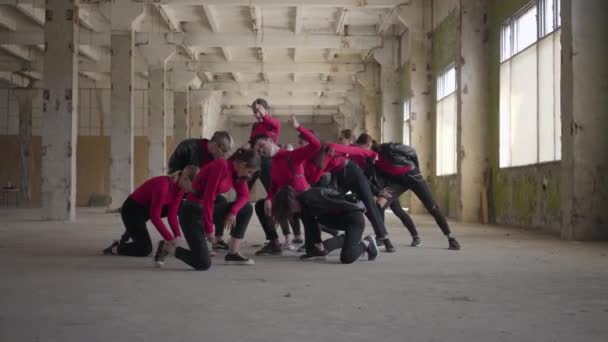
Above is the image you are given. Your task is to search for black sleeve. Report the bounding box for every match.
[168,139,201,173]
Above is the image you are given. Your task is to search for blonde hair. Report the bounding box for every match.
[210,131,235,153]
[170,165,199,182]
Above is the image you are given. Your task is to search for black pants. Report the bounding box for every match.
[380,168,451,236]
[382,200,419,237]
[255,199,279,241]
[248,156,272,191]
[335,161,388,238]
[117,197,167,257]
[301,209,367,264]
[213,201,253,240]
[279,216,302,237]
[175,201,211,270]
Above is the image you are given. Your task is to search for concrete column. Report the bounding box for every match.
[173,91,188,143]
[357,62,381,139]
[561,0,608,240]
[379,65,401,143]
[402,0,434,174]
[109,32,134,208]
[188,90,210,138]
[147,66,167,176]
[456,0,489,222]
[41,0,79,220]
[15,88,38,206]
[374,38,401,143]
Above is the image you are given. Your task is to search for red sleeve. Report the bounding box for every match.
[289,126,321,165]
[305,160,323,185]
[149,179,174,241]
[332,144,378,159]
[263,115,281,140]
[229,179,250,215]
[167,191,183,238]
[196,161,228,235]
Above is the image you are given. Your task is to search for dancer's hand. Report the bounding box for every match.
[224,214,236,232]
[288,114,300,129]
[264,199,272,217]
[377,196,388,208]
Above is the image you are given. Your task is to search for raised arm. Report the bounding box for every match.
[289,126,321,165]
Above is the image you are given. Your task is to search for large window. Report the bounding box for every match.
[436,65,457,176]
[499,0,561,168]
[402,99,411,145]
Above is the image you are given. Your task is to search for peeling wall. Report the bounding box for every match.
[427,174,459,218]
[493,164,561,233]
[0,135,41,207]
[487,0,561,232]
[428,7,459,218]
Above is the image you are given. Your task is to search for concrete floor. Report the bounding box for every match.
[0,208,607,342]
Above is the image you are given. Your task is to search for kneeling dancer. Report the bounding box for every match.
[157,149,260,270]
[273,186,379,264]
[103,166,198,259]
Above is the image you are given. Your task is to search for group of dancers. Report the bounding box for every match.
[103,98,461,270]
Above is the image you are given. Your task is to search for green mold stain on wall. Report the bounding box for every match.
[512,175,538,222]
[432,10,458,75]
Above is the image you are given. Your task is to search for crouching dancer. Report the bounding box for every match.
[272,186,379,264]
[156,149,260,270]
[103,166,199,261]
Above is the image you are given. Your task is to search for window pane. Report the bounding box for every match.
[501,23,512,61]
[553,30,561,160]
[499,61,512,167]
[509,45,538,166]
[403,100,411,145]
[437,66,456,99]
[514,5,537,53]
[556,0,561,27]
[543,0,555,35]
[538,34,556,162]
[436,94,457,175]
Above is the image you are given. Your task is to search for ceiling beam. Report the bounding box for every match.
[0,30,381,49]
[222,94,346,106]
[335,8,348,34]
[79,5,111,32]
[0,71,30,87]
[377,7,399,34]
[155,0,408,9]
[0,31,109,45]
[294,6,303,33]
[203,81,354,93]
[155,4,180,32]
[326,7,348,63]
[0,8,17,31]
[250,5,262,32]
[15,3,43,26]
[174,61,365,74]
[224,106,338,116]
[164,31,383,49]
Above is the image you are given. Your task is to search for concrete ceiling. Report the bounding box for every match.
[0,0,409,117]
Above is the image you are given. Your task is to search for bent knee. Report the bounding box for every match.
[193,260,212,271]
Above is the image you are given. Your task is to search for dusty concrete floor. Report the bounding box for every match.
[0,207,607,342]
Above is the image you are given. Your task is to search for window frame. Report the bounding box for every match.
[402,99,411,145]
[501,0,561,62]
[435,64,458,176]
[499,0,562,168]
